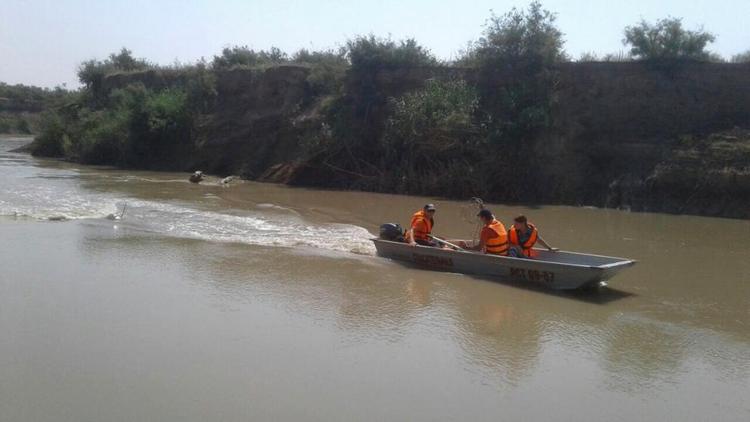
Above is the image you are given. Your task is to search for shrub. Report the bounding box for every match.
[385,79,480,151]
[75,109,129,164]
[109,84,191,166]
[346,35,437,71]
[334,36,438,147]
[32,112,67,156]
[78,48,151,87]
[379,79,485,195]
[385,79,479,152]
[148,89,187,126]
[77,48,151,105]
[602,51,630,62]
[292,49,349,96]
[578,52,599,62]
[461,2,564,150]
[623,17,716,61]
[0,82,63,114]
[32,83,192,166]
[16,118,31,134]
[212,46,288,69]
[292,48,347,65]
[464,1,566,68]
[731,50,750,63]
[183,62,217,113]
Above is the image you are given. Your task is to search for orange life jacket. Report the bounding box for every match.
[508,223,538,257]
[484,219,509,255]
[407,210,433,242]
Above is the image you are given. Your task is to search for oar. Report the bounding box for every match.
[428,235,465,251]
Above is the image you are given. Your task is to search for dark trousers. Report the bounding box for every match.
[415,239,438,247]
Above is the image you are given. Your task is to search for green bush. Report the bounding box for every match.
[579,50,633,63]
[461,1,564,149]
[32,82,191,166]
[32,112,67,156]
[183,62,217,113]
[602,51,630,62]
[77,48,151,105]
[578,52,599,62]
[292,49,348,96]
[346,35,437,71]
[623,17,716,61]
[16,118,31,134]
[376,79,485,195]
[462,1,566,68]
[0,83,47,111]
[384,79,480,157]
[107,84,190,166]
[343,35,437,110]
[385,79,479,149]
[76,109,129,164]
[320,36,438,155]
[212,46,288,69]
[731,50,750,63]
[78,48,151,87]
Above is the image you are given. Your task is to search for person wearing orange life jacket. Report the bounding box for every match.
[405,204,438,247]
[453,209,509,255]
[507,214,558,258]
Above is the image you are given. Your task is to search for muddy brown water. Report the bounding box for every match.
[1,136,749,421]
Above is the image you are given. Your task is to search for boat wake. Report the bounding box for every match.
[120,199,376,255]
[0,191,375,255]
[0,139,375,255]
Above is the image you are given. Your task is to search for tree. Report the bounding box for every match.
[460,2,564,144]
[107,48,148,71]
[343,35,437,125]
[292,49,349,96]
[602,51,630,62]
[382,79,483,196]
[211,46,288,69]
[346,35,437,70]
[578,51,599,62]
[467,0,566,68]
[623,17,716,61]
[77,48,150,88]
[385,79,480,156]
[16,118,31,134]
[731,50,750,63]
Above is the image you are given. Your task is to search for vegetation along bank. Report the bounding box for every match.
[28,2,750,219]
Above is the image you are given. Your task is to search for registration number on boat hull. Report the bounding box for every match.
[412,253,454,269]
[510,267,556,284]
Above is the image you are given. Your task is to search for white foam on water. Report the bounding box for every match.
[0,147,375,255]
[0,179,121,220]
[122,199,376,255]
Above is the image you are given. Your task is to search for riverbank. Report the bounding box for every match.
[28,60,750,219]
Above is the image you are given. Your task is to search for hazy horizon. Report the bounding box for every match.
[1,0,748,88]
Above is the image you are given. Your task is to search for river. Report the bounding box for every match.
[1,135,748,421]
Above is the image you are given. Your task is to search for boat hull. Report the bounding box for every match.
[372,239,635,290]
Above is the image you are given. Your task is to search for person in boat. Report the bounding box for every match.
[405,204,438,247]
[507,214,558,258]
[452,209,509,255]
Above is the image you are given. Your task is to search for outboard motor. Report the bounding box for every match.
[379,223,405,242]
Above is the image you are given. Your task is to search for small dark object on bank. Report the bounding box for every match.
[189,171,204,183]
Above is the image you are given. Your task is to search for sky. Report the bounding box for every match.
[1,0,748,88]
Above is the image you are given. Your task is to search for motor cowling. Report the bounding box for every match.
[379,223,405,242]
